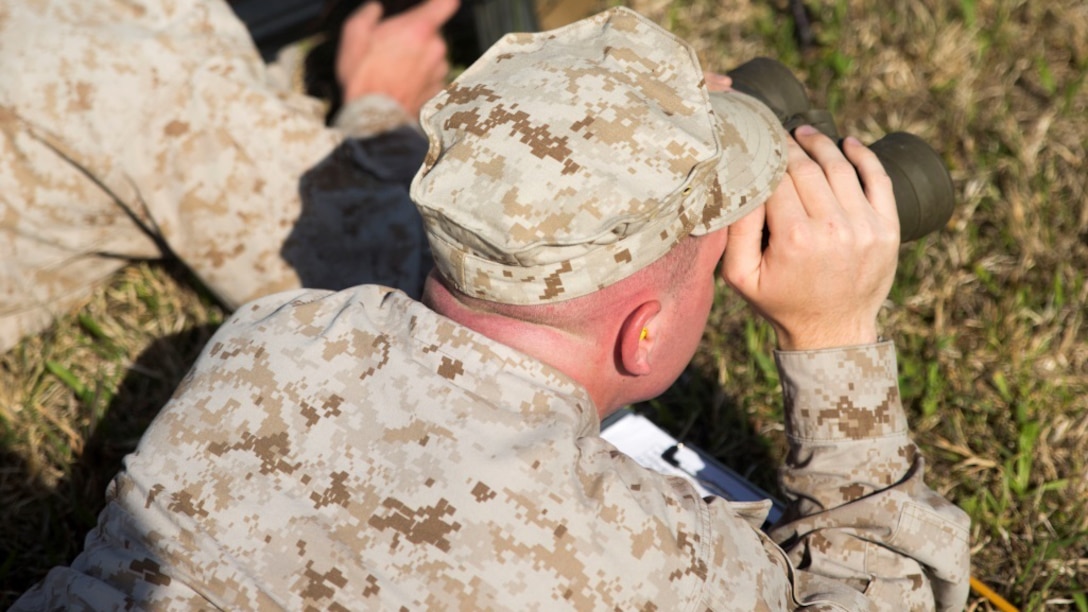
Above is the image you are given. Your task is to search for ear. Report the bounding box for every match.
[618,300,661,376]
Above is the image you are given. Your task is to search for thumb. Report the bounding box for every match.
[721,204,766,291]
[407,0,460,29]
[337,2,383,81]
[344,1,383,34]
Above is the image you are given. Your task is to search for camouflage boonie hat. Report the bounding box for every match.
[410,7,787,304]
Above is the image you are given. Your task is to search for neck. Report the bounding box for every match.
[423,274,621,419]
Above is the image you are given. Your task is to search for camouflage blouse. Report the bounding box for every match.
[14,285,969,611]
[0,0,430,353]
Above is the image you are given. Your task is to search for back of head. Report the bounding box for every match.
[410,7,787,312]
[439,233,706,334]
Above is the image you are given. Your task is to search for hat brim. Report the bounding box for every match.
[693,90,789,235]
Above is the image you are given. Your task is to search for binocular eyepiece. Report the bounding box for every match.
[725,58,954,243]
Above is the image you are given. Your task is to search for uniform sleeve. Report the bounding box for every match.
[767,342,971,611]
[0,0,427,319]
[332,93,418,138]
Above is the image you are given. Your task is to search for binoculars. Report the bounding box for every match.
[726,58,954,242]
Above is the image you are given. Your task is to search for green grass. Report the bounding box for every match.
[0,263,226,603]
[2,0,1087,609]
[636,0,1088,607]
[657,1,1083,605]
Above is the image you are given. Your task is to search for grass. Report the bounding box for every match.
[642,0,1088,607]
[2,0,1086,609]
[0,263,225,602]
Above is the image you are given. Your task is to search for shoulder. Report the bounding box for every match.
[171,285,432,406]
[221,284,423,343]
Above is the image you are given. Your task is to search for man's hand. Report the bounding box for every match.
[721,125,900,351]
[336,0,460,117]
[704,72,732,92]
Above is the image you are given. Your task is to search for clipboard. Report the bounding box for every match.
[600,409,785,526]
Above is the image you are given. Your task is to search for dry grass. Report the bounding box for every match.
[0,263,225,602]
[2,0,1086,609]
[638,0,1088,608]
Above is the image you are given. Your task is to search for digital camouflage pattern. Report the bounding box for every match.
[4,3,974,605]
[410,8,787,305]
[11,286,969,610]
[0,0,431,353]
[771,348,971,609]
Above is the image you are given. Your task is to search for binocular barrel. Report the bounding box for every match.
[726,58,954,243]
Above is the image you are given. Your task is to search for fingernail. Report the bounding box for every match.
[795,125,816,136]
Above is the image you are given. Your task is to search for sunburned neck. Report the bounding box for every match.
[422,274,617,418]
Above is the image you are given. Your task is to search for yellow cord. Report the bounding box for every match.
[970,576,1019,612]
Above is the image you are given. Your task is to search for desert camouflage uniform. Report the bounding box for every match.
[0,0,431,353]
[13,285,970,611]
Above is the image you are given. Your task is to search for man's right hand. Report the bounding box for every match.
[336,0,460,118]
[720,125,901,351]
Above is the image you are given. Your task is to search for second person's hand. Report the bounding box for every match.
[336,0,460,117]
